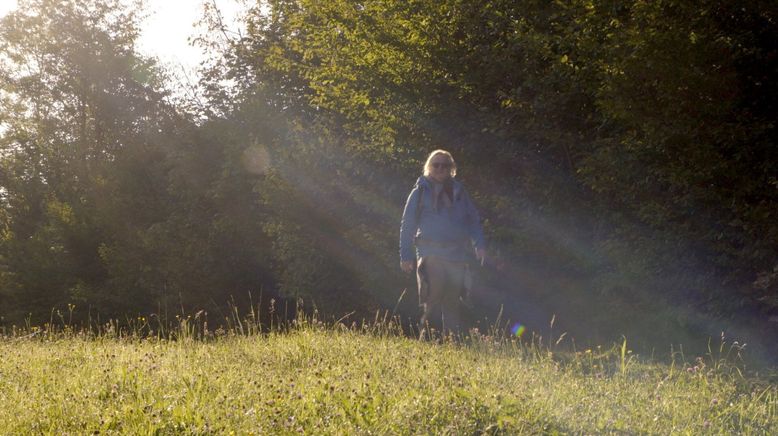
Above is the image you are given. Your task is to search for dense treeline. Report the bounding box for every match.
[1,0,776,357]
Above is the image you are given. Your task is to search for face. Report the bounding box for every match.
[429,154,453,182]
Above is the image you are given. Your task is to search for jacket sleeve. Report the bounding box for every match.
[399,187,420,262]
[463,189,485,250]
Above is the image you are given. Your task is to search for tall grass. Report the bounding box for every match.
[0,303,775,434]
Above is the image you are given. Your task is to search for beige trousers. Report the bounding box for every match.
[417,256,469,333]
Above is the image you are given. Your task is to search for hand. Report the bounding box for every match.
[401,260,415,274]
[475,248,486,266]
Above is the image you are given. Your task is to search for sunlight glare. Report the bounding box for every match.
[242,142,271,175]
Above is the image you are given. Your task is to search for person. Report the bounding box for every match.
[399,149,486,337]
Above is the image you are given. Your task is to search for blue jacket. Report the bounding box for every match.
[399,176,485,262]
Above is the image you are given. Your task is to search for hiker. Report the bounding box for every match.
[399,149,486,336]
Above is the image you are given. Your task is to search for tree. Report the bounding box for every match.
[208,0,777,350]
[0,0,175,320]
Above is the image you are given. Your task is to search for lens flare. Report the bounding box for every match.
[511,323,526,338]
[242,143,271,175]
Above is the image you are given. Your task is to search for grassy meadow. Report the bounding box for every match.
[0,318,775,435]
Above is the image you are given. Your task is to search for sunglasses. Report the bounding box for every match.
[431,162,452,170]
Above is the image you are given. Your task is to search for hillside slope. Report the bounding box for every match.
[0,328,775,434]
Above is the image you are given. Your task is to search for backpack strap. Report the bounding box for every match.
[415,184,424,223]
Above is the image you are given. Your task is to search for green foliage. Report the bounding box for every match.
[581,0,778,296]
[213,0,778,333]
[1,0,776,357]
[0,0,172,319]
[0,1,283,321]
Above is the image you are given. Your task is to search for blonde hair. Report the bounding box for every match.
[423,149,457,178]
